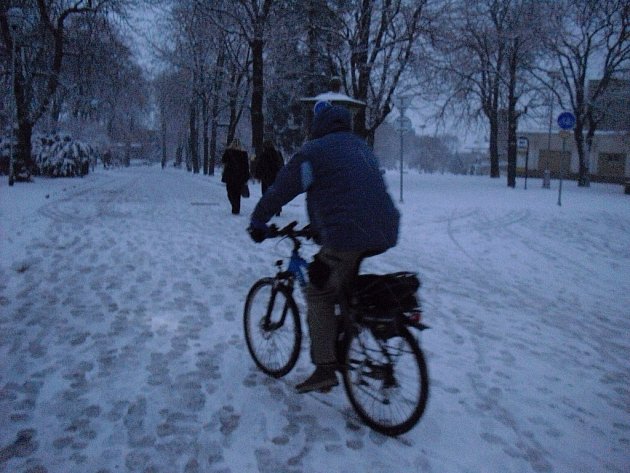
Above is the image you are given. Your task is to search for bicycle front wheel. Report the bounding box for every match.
[342,323,429,436]
[243,278,301,377]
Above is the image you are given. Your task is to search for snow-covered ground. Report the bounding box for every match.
[0,165,628,473]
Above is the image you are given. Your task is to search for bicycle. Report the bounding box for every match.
[243,221,429,436]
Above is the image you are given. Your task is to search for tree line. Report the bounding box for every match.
[1,0,628,187]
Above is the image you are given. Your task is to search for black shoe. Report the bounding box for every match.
[296,365,338,394]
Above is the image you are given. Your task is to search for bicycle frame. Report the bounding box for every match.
[287,249,309,288]
[245,221,429,435]
[263,246,308,332]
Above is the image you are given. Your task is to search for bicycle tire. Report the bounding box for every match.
[342,322,429,436]
[243,278,302,378]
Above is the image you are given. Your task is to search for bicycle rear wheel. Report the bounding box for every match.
[342,322,428,436]
[244,278,301,377]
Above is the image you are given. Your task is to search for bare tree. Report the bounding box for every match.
[0,0,125,183]
[168,0,213,174]
[205,0,277,157]
[502,0,549,188]
[326,0,431,146]
[154,1,242,175]
[221,32,251,149]
[432,0,513,178]
[154,68,189,168]
[61,15,147,150]
[543,0,630,186]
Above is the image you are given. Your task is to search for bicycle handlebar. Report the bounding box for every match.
[267,221,313,241]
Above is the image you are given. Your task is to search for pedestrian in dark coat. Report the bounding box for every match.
[254,140,284,195]
[221,138,250,215]
[253,139,284,215]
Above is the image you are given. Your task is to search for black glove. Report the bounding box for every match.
[248,220,269,243]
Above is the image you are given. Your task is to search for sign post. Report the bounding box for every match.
[556,112,576,206]
[396,96,412,203]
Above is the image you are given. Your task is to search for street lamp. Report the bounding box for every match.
[300,76,366,135]
[395,96,412,203]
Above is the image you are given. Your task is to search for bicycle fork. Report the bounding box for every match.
[262,283,291,331]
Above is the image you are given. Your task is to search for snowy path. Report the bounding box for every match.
[0,166,628,473]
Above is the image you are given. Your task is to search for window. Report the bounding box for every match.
[602,153,624,163]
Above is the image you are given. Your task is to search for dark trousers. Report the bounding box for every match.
[306,248,363,365]
[227,184,241,214]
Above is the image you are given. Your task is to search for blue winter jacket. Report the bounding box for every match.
[251,105,399,252]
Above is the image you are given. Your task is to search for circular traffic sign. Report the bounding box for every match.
[557,112,576,130]
[394,116,413,132]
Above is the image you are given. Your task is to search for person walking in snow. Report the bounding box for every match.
[221,138,250,215]
[253,139,284,215]
[247,101,400,393]
[254,139,284,195]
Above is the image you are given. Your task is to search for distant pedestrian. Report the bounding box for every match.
[253,139,284,215]
[221,138,250,215]
[254,140,284,195]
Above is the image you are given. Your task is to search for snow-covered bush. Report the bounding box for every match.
[32,133,100,177]
[0,133,101,178]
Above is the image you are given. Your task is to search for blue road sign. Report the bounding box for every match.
[557,112,576,130]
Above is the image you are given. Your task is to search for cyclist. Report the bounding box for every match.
[247,101,399,393]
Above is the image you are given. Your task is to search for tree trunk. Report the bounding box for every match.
[175,137,183,168]
[227,79,239,147]
[227,91,237,148]
[507,112,517,187]
[251,37,265,157]
[210,117,218,176]
[489,111,500,178]
[506,53,518,188]
[202,97,209,175]
[366,129,376,148]
[573,78,589,187]
[208,50,225,177]
[574,122,589,187]
[351,0,372,139]
[161,107,167,169]
[189,102,199,173]
[15,120,34,180]
[306,3,318,97]
[12,40,32,176]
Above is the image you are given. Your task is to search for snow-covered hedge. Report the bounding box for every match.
[33,134,100,177]
[0,133,101,178]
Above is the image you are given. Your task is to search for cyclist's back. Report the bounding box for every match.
[250,103,399,253]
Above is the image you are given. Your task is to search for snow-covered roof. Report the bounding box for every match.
[300,91,366,107]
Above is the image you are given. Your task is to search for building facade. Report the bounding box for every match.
[516,131,629,183]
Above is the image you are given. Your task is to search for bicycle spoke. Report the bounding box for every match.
[244,279,301,377]
[343,324,428,435]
